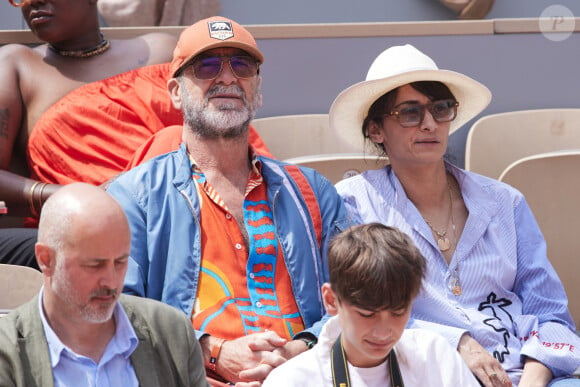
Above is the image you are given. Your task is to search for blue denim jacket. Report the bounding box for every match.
[108,143,350,339]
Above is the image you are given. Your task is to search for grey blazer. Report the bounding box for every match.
[0,294,209,387]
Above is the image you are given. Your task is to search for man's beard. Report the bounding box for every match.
[51,260,118,324]
[181,83,260,139]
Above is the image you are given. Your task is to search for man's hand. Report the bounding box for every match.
[234,339,311,386]
[235,382,261,387]
[271,338,310,360]
[518,358,552,387]
[458,334,512,387]
[202,331,288,384]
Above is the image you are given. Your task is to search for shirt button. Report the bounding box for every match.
[256,302,262,308]
[235,243,242,250]
[249,273,255,279]
[225,214,232,220]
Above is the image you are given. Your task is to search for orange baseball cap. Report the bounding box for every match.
[170,16,264,77]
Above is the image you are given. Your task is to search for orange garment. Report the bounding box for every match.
[27,63,181,186]
[27,62,271,185]
[191,158,304,340]
[125,123,272,170]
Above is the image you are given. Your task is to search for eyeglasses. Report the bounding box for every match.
[188,55,259,80]
[386,99,459,128]
[9,0,28,7]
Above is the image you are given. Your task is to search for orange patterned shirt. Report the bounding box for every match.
[190,155,305,340]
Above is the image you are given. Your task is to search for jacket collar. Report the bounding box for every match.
[119,295,162,387]
[10,295,57,386]
[8,295,164,387]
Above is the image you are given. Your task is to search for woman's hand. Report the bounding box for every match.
[518,358,552,387]
[458,334,512,387]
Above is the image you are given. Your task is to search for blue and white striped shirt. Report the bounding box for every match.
[336,162,580,385]
[39,290,139,387]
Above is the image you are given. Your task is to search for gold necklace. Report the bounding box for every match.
[424,177,462,296]
[48,33,110,59]
[448,200,461,296]
[424,180,454,252]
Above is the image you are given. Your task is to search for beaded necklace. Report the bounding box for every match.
[48,33,110,59]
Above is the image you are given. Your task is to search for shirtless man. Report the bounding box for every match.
[0,0,176,218]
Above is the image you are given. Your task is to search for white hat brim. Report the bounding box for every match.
[329,69,492,151]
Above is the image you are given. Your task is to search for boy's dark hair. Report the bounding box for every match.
[328,223,426,311]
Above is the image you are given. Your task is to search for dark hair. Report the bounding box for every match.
[362,81,456,155]
[327,223,426,312]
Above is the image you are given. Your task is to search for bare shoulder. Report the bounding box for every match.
[0,44,47,80]
[110,32,177,66]
[0,43,40,64]
[140,31,179,45]
[137,32,178,63]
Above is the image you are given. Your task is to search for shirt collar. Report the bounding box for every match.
[38,288,65,368]
[39,288,138,367]
[188,146,262,174]
[189,147,263,197]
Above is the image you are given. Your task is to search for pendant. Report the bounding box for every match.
[449,272,462,296]
[437,237,451,252]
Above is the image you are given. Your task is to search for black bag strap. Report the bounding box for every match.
[389,349,404,387]
[331,334,404,387]
[331,334,351,387]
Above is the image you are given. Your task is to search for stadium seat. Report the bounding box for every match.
[286,153,389,184]
[465,109,580,179]
[0,263,42,315]
[499,150,580,331]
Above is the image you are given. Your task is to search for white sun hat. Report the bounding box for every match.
[329,44,492,151]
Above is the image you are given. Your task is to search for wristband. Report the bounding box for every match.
[37,182,47,211]
[208,338,226,372]
[29,182,40,217]
[296,336,317,349]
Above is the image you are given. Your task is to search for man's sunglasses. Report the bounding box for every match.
[187,55,260,80]
[385,99,459,128]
